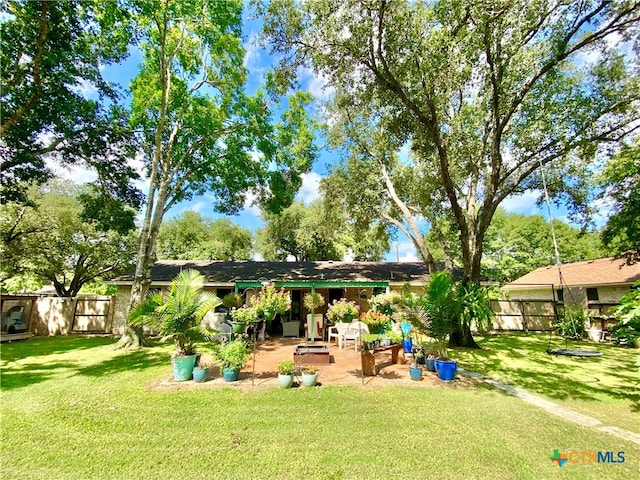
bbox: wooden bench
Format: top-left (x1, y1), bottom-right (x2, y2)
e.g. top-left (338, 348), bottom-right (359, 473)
top-left (360, 344), bottom-right (406, 376)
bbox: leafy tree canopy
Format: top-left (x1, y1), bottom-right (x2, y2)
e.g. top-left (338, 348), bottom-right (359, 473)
top-left (156, 211), bottom-right (253, 261)
top-left (0, 180), bottom-right (137, 296)
top-left (256, 0), bottom-right (640, 287)
top-left (256, 199), bottom-right (390, 262)
top-left (0, 0), bottom-right (141, 208)
top-left (118, 0), bottom-right (318, 350)
top-left (481, 209), bottom-right (606, 283)
top-left (600, 138), bottom-right (640, 263)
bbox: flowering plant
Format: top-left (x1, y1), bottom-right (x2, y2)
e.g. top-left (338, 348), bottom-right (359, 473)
top-left (252, 283), bottom-right (291, 315)
top-left (230, 306), bottom-right (258, 323)
top-left (360, 310), bottom-right (390, 334)
top-left (369, 291), bottom-right (402, 316)
top-left (326, 298), bottom-right (360, 323)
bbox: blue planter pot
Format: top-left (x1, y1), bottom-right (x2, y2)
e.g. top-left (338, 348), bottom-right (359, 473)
top-left (402, 338), bottom-right (413, 353)
top-left (409, 366), bottom-right (423, 381)
top-left (434, 359), bottom-right (457, 381)
top-left (223, 367), bottom-right (240, 382)
top-left (192, 367), bottom-right (208, 383)
top-left (426, 357), bottom-right (436, 372)
top-left (172, 354), bottom-right (197, 381)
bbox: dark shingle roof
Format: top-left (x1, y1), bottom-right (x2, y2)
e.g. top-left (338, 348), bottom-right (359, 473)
top-left (112, 260), bottom-right (444, 285)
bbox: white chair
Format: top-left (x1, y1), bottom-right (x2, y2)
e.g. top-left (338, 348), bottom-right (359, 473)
top-left (342, 321), bottom-right (369, 351)
top-left (327, 322), bottom-right (349, 348)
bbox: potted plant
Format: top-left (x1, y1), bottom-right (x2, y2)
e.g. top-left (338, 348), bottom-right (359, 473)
top-left (369, 291), bottom-right (403, 317)
top-left (360, 310), bottom-right (389, 335)
top-left (385, 331), bottom-right (402, 346)
top-left (360, 333), bottom-right (380, 350)
top-left (230, 305), bottom-right (258, 333)
top-left (128, 269), bottom-right (221, 381)
top-left (424, 344), bottom-right (437, 372)
top-left (303, 291), bottom-right (325, 311)
top-left (423, 271), bottom-right (460, 381)
top-left (409, 349), bottom-right (424, 381)
top-left (277, 359), bottom-right (296, 388)
top-left (222, 292), bottom-right (244, 314)
top-left (213, 339), bottom-right (251, 382)
top-left (301, 365), bottom-right (318, 387)
top-left (253, 283), bottom-right (291, 322)
top-left (193, 356), bottom-right (211, 383)
top-left (326, 298), bottom-right (360, 324)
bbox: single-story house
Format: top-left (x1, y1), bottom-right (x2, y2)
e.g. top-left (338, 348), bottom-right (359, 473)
top-left (501, 257), bottom-right (640, 325)
top-left (110, 260), bottom-right (441, 336)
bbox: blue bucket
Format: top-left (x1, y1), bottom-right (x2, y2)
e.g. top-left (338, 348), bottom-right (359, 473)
top-left (409, 366), bottom-right (423, 381)
top-left (434, 359), bottom-right (457, 381)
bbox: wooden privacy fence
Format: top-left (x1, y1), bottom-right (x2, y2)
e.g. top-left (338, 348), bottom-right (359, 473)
top-left (1, 295), bottom-right (115, 336)
top-left (490, 299), bottom-right (557, 331)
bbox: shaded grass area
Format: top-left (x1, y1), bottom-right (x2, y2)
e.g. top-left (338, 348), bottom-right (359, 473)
top-left (451, 333), bottom-right (640, 432)
top-left (1, 335), bottom-right (639, 479)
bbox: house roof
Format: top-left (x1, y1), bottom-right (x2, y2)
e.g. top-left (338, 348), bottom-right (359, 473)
top-left (111, 260), bottom-right (446, 287)
top-left (506, 257), bottom-right (640, 289)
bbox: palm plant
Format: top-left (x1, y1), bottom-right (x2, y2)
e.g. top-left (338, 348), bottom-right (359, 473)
top-left (128, 269), bottom-right (221, 357)
top-left (422, 271), bottom-right (459, 359)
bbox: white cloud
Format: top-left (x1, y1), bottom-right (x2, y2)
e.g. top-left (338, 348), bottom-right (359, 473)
top-left (502, 190), bottom-right (541, 215)
top-left (243, 32), bottom-right (266, 76)
top-left (242, 190), bottom-right (262, 218)
top-left (298, 66), bottom-right (334, 101)
top-left (70, 78), bottom-right (99, 98)
top-left (295, 171), bottom-right (322, 205)
top-left (386, 240), bottom-right (418, 263)
top-left (399, 251), bottom-right (418, 262)
top-left (187, 201), bottom-right (207, 214)
top-left (48, 162), bottom-right (98, 184)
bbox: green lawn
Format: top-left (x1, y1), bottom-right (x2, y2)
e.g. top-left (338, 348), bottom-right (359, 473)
top-left (1, 335), bottom-right (638, 479)
top-left (451, 332), bottom-right (640, 432)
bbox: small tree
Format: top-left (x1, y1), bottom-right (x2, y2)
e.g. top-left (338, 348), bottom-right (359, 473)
top-left (128, 270), bottom-right (220, 357)
top-left (422, 272), bottom-right (459, 359)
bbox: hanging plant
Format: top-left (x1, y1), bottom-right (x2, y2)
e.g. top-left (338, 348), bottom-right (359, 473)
top-left (303, 291), bottom-right (325, 311)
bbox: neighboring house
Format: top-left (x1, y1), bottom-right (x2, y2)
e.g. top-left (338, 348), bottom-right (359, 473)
top-left (501, 257), bottom-right (640, 329)
top-left (110, 260), bottom-right (442, 335)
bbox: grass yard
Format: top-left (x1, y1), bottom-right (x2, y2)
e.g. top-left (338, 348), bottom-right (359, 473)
top-left (451, 332), bottom-right (640, 432)
top-left (1, 335), bottom-right (639, 479)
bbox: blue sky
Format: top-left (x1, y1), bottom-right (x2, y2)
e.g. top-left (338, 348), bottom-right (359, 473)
top-left (56, 5), bottom-right (609, 264)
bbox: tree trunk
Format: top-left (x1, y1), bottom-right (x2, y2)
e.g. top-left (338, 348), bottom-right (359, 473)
top-left (449, 322), bottom-right (480, 349)
top-left (112, 324), bottom-right (150, 349)
top-left (449, 225), bottom-right (485, 349)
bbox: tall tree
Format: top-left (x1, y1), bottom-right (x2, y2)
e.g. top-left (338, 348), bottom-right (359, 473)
top-left (257, 0), bottom-right (640, 346)
top-left (120, 0), bottom-right (316, 347)
top-left (600, 138), bottom-right (640, 263)
top-left (0, 181), bottom-right (137, 297)
top-left (0, 0), bottom-right (140, 207)
top-left (157, 212), bottom-right (253, 261)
